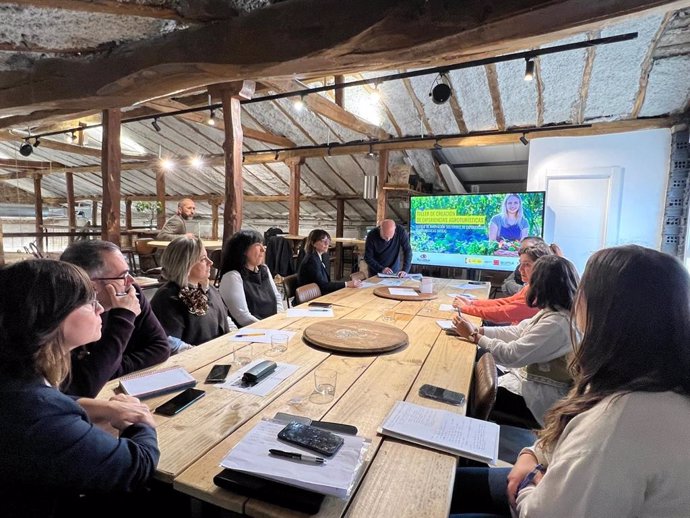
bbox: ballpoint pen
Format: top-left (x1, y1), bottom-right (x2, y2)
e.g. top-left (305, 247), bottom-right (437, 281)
top-left (234, 333), bottom-right (265, 338)
top-left (269, 449), bottom-right (325, 464)
top-left (307, 308), bottom-right (331, 312)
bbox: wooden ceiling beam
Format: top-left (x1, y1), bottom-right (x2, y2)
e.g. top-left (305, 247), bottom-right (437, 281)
top-left (5, 0), bottom-right (235, 22)
top-left (145, 98), bottom-right (296, 148)
top-left (42, 193), bottom-right (361, 204)
top-left (3, 0), bottom-right (687, 127)
top-left (0, 117), bottom-right (674, 180)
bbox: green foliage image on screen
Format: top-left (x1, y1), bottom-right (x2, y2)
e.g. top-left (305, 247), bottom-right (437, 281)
top-left (409, 192), bottom-right (545, 259)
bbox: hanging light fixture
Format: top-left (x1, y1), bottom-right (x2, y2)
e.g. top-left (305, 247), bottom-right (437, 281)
top-left (207, 109), bottom-right (216, 126)
top-left (19, 139), bottom-right (33, 157)
top-left (363, 175), bottom-right (377, 199)
top-left (524, 58), bottom-right (535, 81)
top-left (160, 158), bottom-right (174, 170)
top-left (190, 156), bottom-right (204, 168)
top-left (33, 137), bottom-right (41, 148)
top-left (520, 133), bottom-right (529, 146)
top-left (366, 143), bottom-right (376, 159)
top-left (293, 95), bottom-right (305, 112)
top-left (151, 118), bottom-right (162, 132)
top-left (430, 73), bottom-right (452, 105)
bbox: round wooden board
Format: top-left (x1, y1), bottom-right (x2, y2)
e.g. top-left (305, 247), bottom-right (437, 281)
top-left (373, 286), bottom-right (438, 301)
top-left (302, 319), bottom-right (408, 353)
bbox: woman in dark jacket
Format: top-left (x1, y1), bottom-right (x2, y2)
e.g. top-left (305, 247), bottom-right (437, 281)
top-left (297, 229), bottom-right (361, 295)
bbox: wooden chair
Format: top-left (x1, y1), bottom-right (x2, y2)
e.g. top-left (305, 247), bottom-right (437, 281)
top-left (468, 352), bottom-right (498, 421)
top-left (282, 274), bottom-right (299, 308)
top-left (134, 238), bottom-right (161, 276)
top-left (350, 271), bottom-right (366, 282)
top-left (294, 283), bottom-right (321, 305)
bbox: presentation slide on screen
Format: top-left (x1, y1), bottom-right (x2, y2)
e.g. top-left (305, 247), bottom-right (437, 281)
top-left (410, 192), bottom-right (545, 272)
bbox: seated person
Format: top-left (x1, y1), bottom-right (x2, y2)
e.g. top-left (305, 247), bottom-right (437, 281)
top-left (298, 229), bottom-right (361, 295)
top-left (453, 255), bottom-right (579, 427)
top-left (364, 219), bottom-right (412, 277)
top-left (502, 238), bottom-right (565, 295)
top-left (450, 246), bottom-right (690, 517)
top-left (219, 230), bottom-right (284, 327)
top-left (0, 260), bottom-right (159, 517)
top-left (60, 240), bottom-right (170, 398)
top-left (151, 236), bottom-right (231, 349)
top-left (453, 244), bottom-right (552, 325)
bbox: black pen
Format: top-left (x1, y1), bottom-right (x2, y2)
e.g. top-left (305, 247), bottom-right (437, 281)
top-left (269, 449), bottom-right (325, 464)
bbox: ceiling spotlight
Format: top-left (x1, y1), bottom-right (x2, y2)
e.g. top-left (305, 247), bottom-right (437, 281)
top-left (19, 140), bottom-right (33, 157)
top-left (190, 156), bottom-right (203, 168)
top-left (524, 58), bottom-right (535, 81)
top-left (160, 158), bottom-right (174, 171)
top-left (151, 118), bottom-right (161, 132)
top-left (366, 144), bottom-right (377, 159)
top-left (70, 131), bottom-right (78, 142)
top-left (430, 73), bottom-right (452, 105)
top-left (207, 110), bottom-right (216, 126)
top-left (520, 134), bottom-right (529, 146)
top-left (293, 95), bottom-right (305, 112)
top-left (33, 137), bottom-right (40, 148)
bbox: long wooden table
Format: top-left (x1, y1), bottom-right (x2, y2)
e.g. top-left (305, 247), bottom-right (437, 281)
top-left (98, 277), bottom-right (489, 517)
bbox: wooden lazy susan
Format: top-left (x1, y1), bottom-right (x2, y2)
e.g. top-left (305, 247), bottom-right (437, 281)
top-left (302, 319), bottom-right (408, 353)
top-left (373, 286), bottom-right (438, 301)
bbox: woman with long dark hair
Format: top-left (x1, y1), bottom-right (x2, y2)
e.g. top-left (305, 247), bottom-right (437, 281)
top-left (0, 260), bottom-right (159, 517)
top-left (451, 245), bottom-right (690, 517)
top-left (219, 230), bottom-right (283, 327)
top-left (297, 229), bottom-right (361, 295)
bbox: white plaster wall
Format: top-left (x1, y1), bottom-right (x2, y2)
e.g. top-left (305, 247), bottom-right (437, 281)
top-left (527, 128), bottom-right (671, 255)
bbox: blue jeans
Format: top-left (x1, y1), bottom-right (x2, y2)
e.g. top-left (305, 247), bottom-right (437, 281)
top-left (449, 467), bottom-right (511, 518)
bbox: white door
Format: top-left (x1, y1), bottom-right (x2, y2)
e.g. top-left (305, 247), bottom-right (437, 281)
top-left (545, 167), bottom-right (623, 274)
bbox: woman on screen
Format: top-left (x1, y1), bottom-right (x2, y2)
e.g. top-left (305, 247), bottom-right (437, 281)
top-left (489, 193), bottom-right (530, 242)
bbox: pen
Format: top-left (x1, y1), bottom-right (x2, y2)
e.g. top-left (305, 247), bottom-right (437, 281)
top-left (308, 308), bottom-right (331, 312)
top-left (234, 333), bottom-right (264, 338)
top-left (269, 449), bottom-right (325, 464)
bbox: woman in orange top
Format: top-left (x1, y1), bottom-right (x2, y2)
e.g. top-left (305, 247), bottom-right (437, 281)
top-left (453, 245), bottom-right (552, 324)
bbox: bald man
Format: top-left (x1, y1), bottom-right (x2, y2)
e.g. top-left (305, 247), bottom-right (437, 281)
top-left (156, 198), bottom-right (196, 240)
top-left (364, 219), bottom-right (412, 277)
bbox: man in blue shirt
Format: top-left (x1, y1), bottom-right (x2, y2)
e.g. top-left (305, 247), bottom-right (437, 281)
top-left (364, 219), bottom-right (412, 277)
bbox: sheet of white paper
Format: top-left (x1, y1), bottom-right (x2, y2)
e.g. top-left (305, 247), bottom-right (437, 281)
top-left (451, 283), bottom-right (485, 290)
top-left (388, 288), bottom-right (418, 296)
top-left (447, 293), bottom-right (476, 299)
top-left (377, 273), bottom-right (398, 278)
top-left (378, 279), bottom-right (404, 287)
top-left (228, 329), bottom-right (296, 344)
top-left (380, 401), bottom-right (499, 464)
top-left (285, 308), bottom-right (335, 318)
top-left (436, 320), bottom-right (454, 329)
top-left (406, 273), bottom-right (423, 281)
top-left (219, 360), bottom-right (299, 397)
top-left (359, 281), bottom-right (377, 288)
top-left (220, 419), bottom-right (368, 498)
top-left (439, 304), bottom-right (455, 312)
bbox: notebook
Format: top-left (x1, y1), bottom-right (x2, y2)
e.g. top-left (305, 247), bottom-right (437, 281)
top-left (119, 366), bottom-right (197, 399)
top-left (379, 401), bottom-right (500, 464)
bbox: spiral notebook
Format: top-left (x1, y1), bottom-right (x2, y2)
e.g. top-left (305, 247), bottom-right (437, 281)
top-left (119, 366), bottom-right (197, 399)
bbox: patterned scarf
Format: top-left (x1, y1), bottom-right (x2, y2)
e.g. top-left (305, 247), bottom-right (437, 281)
top-left (179, 283), bottom-right (209, 316)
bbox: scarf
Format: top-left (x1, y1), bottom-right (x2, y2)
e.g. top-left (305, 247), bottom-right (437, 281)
top-left (179, 283), bottom-right (209, 316)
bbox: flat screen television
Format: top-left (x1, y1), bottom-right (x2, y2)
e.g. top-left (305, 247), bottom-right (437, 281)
top-left (409, 191), bottom-right (546, 272)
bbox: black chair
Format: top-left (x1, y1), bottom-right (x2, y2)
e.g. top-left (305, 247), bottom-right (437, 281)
top-left (209, 248), bottom-right (223, 287)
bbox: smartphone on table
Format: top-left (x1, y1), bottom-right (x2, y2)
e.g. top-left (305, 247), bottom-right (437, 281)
top-left (418, 384), bottom-right (466, 406)
top-left (205, 364), bottom-right (231, 383)
top-left (308, 302), bottom-right (332, 308)
top-left (277, 421), bottom-right (344, 457)
top-left (155, 388), bottom-right (205, 416)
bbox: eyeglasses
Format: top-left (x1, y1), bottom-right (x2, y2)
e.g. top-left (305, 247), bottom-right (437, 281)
top-left (88, 295), bottom-right (102, 313)
top-left (91, 271), bottom-right (134, 282)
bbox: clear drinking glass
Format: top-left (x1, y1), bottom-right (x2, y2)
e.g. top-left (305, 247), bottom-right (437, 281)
top-left (311, 368), bottom-right (337, 404)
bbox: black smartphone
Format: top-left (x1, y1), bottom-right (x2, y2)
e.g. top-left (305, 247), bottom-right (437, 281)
top-left (155, 388), bottom-right (205, 416)
top-left (418, 384), bottom-right (466, 406)
top-left (205, 364), bottom-right (231, 383)
top-left (308, 302), bottom-right (332, 308)
top-left (277, 421), bottom-right (344, 457)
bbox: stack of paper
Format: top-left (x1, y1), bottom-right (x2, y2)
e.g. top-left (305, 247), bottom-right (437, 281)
top-left (119, 366), bottom-right (196, 399)
top-left (379, 401), bottom-right (500, 464)
top-left (221, 419), bottom-right (369, 498)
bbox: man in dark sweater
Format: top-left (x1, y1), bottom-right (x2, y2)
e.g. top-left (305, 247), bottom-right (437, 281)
top-left (60, 240), bottom-right (170, 397)
top-left (364, 219), bottom-right (412, 277)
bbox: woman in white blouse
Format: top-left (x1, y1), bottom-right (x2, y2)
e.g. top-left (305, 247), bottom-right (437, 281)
top-left (218, 230), bottom-right (283, 327)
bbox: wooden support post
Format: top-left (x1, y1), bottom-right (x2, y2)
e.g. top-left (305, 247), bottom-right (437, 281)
top-left (33, 175), bottom-right (44, 252)
top-left (334, 75), bottom-right (345, 108)
top-left (211, 200), bottom-right (219, 241)
top-left (0, 220), bottom-right (4, 266)
top-left (92, 201), bottom-right (98, 228)
top-left (66, 172), bottom-right (76, 244)
top-left (125, 199), bottom-right (132, 247)
top-left (213, 81), bottom-right (256, 242)
top-left (376, 150), bottom-right (389, 224)
top-left (155, 165), bottom-right (166, 229)
top-left (287, 157), bottom-right (303, 235)
top-left (101, 109), bottom-right (122, 245)
top-left (334, 198), bottom-right (345, 280)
